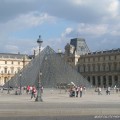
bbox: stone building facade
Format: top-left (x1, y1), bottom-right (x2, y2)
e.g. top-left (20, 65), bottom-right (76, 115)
top-left (0, 53), bottom-right (31, 86)
top-left (64, 38), bottom-right (90, 68)
top-left (78, 50), bottom-right (120, 87)
top-left (65, 38), bottom-right (120, 87)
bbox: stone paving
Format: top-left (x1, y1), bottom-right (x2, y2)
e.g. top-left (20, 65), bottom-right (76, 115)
top-left (0, 88), bottom-right (120, 117)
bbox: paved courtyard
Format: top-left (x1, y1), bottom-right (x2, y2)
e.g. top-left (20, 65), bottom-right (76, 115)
top-left (0, 88), bottom-right (120, 118)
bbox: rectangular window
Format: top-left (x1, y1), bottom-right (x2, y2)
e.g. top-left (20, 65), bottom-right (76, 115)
top-left (4, 68), bottom-right (7, 73)
top-left (11, 68), bottom-right (14, 74)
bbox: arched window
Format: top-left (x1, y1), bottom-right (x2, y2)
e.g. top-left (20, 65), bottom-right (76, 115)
top-left (87, 76), bottom-right (90, 82)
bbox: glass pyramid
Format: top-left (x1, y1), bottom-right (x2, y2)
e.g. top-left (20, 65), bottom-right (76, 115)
top-left (4, 46), bottom-right (91, 88)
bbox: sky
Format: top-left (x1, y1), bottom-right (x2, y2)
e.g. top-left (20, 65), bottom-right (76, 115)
top-left (0, 0), bottom-right (120, 55)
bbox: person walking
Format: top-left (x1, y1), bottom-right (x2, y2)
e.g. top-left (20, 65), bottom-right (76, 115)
top-left (80, 86), bottom-right (83, 97)
top-left (107, 86), bottom-right (111, 95)
top-left (31, 85), bottom-right (37, 99)
top-left (76, 86), bottom-right (79, 97)
top-left (98, 87), bottom-right (102, 95)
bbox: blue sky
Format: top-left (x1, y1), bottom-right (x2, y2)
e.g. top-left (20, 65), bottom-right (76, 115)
top-left (0, 0), bottom-right (120, 54)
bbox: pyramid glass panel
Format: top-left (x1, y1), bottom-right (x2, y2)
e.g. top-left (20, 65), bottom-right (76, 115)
top-left (4, 46), bottom-right (91, 88)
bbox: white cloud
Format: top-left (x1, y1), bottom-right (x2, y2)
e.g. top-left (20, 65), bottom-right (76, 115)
top-left (0, 12), bottom-right (56, 33)
top-left (108, 0), bottom-right (119, 17)
top-left (78, 24), bottom-right (108, 36)
top-left (17, 12), bottom-right (55, 28)
top-left (0, 11), bottom-right (56, 53)
top-left (5, 45), bottom-right (19, 53)
top-left (61, 27), bottom-right (73, 38)
top-left (0, 0), bottom-right (120, 54)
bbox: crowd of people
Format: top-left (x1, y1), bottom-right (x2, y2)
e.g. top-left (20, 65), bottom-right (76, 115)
top-left (1, 84), bottom-right (120, 100)
top-left (68, 84), bottom-right (120, 98)
top-left (69, 85), bottom-right (86, 97)
top-left (26, 85), bottom-right (43, 99)
top-left (95, 86), bottom-right (120, 95)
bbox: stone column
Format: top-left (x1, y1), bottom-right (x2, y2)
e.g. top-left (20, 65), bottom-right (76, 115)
top-left (112, 75), bottom-right (114, 87)
top-left (100, 76), bottom-right (103, 87)
top-left (106, 75), bottom-right (109, 87)
top-left (118, 75), bottom-right (120, 85)
top-left (95, 76), bottom-right (98, 87)
top-left (90, 76), bottom-right (93, 86)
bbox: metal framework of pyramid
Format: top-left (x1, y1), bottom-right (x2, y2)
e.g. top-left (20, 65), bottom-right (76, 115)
top-left (4, 46), bottom-right (91, 88)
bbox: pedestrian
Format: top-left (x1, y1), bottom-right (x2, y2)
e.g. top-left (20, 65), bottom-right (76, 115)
top-left (83, 86), bottom-right (86, 94)
top-left (31, 85), bottom-right (37, 99)
top-left (26, 85), bottom-right (30, 94)
top-left (76, 86), bottom-right (79, 97)
top-left (98, 87), bottom-right (102, 95)
top-left (80, 86), bottom-right (83, 97)
top-left (41, 86), bottom-right (43, 94)
top-left (107, 86), bottom-right (111, 95)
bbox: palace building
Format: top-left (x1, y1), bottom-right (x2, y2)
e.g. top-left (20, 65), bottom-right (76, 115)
top-left (65, 38), bottom-right (120, 87)
top-left (78, 49), bottom-right (120, 87)
top-left (1, 38), bottom-right (120, 88)
top-left (0, 53), bottom-right (31, 86)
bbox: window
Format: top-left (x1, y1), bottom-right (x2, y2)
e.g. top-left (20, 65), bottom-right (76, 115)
top-left (5, 61), bottom-right (7, 64)
top-left (11, 61), bottom-right (14, 64)
top-left (98, 64), bottom-right (100, 71)
top-left (17, 67), bottom-right (20, 72)
top-left (4, 77), bottom-right (7, 83)
top-left (4, 68), bottom-right (7, 73)
top-left (11, 67), bottom-right (14, 74)
top-left (103, 76), bottom-right (106, 87)
top-left (103, 64), bottom-right (105, 71)
top-left (92, 64), bottom-right (95, 71)
top-left (98, 76), bottom-right (101, 86)
top-left (92, 76), bottom-right (95, 86)
top-left (108, 63), bottom-right (111, 71)
top-left (88, 64), bottom-right (90, 72)
top-left (87, 76), bottom-right (90, 82)
top-left (108, 76), bottom-right (112, 86)
top-left (114, 63), bottom-right (117, 71)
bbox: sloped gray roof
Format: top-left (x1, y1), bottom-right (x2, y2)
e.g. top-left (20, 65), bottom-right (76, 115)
top-left (0, 53), bottom-right (29, 59)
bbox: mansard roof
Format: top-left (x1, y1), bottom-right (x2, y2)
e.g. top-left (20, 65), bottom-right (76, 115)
top-left (82, 48), bottom-right (120, 57)
top-left (0, 53), bottom-right (30, 59)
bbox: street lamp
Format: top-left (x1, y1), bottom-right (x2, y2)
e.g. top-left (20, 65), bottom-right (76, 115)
top-left (35, 35), bottom-right (43, 102)
top-left (7, 73), bottom-right (10, 94)
top-left (19, 72), bottom-right (22, 95)
top-left (7, 81), bottom-right (10, 94)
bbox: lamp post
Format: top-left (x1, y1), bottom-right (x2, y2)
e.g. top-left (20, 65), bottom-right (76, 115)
top-left (7, 81), bottom-right (10, 94)
top-left (35, 35), bottom-right (43, 102)
top-left (7, 73), bottom-right (10, 94)
top-left (19, 73), bottom-right (22, 95)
